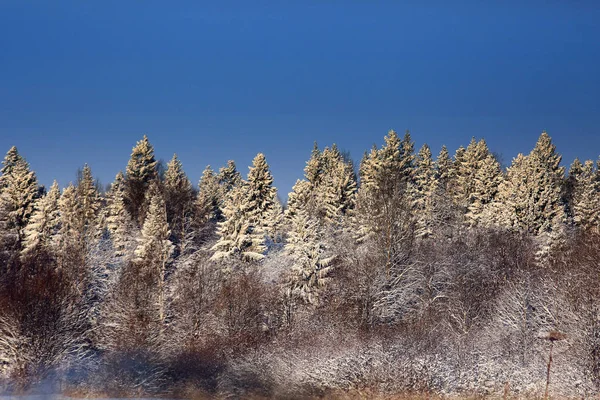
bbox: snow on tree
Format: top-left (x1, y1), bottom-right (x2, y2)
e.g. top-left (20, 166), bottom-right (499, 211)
top-left (76, 164), bottom-right (102, 238)
top-left (195, 165), bottom-right (223, 224)
top-left (318, 146), bottom-right (357, 225)
top-left (465, 153), bottom-right (504, 227)
top-left (218, 160), bottom-right (242, 193)
top-left (124, 135), bottom-right (158, 226)
top-left (286, 143), bottom-right (356, 228)
top-left (105, 171), bottom-right (133, 255)
top-left (134, 183), bottom-right (174, 322)
top-left (412, 144), bottom-right (438, 237)
top-left (264, 196), bottom-right (284, 244)
top-left (285, 209), bottom-right (334, 304)
top-left (163, 153), bottom-right (194, 245)
top-left (435, 145), bottom-right (454, 190)
top-left (353, 130), bottom-right (415, 275)
top-left (572, 160), bottom-right (600, 232)
top-left (211, 153), bottom-right (278, 263)
top-left (0, 146), bottom-right (39, 245)
top-left (494, 132), bottom-right (566, 263)
top-left (21, 180), bottom-right (61, 257)
top-left (285, 179), bottom-right (313, 224)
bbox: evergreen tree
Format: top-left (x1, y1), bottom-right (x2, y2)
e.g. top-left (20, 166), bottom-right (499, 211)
top-left (353, 130), bottom-right (415, 275)
top-left (135, 183), bottom-right (174, 322)
top-left (412, 144), bottom-right (438, 237)
top-left (0, 146), bottom-right (39, 244)
top-left (317, 146), bottom-right (356, 224)
top-left (286, 179), bottom-right (313, 220)
top-left (76, 164), bottom-right (102, 238)
top-left (217, 160), bottom-right (242, 193)
top-left (195, 165), bottom-right (222, 225)
top-left (285, 209), bottom-right (334, 304)
top-left (106, 171), bottom-right (132, 255)
top-left (163, 154), bottom-right (194, 245)
top-left (124, 135), bottom-right (158, 225)
top-left (435, 145), bottom-right (454, 191)
top-left (497, 132), bottom-right (566, 235)
top-left (466, 153), bottom-right (503, 227)
top-left (21, 180), bottom-right (61, 256)
top-left (212, 154), bottom-right (278, 262)
top-left (572, 160), bottom-right (600, 232)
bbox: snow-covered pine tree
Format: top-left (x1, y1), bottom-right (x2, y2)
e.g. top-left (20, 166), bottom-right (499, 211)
top-left (195, 165), bottom-right (223, 225)
top-left (217, 160), bottom-right (242, 193)
top-left (497, 132), bottom-right (566, 236)
top-left (134, 183), bottom-right (174, 322)
top-left (412, 144), bottom-right (438, 237)
top-left (317, 146), bottom-right (357, 225)
top-left (435, 145), bottom-right (454, 191)
top-left (76, 164), bottom-right (102, 239)
top-left (0, 146), bottom-right (39, 245)
top-left (353, 130), bottom-right (415, 274)
top-left (465, 153), bottom-right (503, 227)
top-left (286, 179), bottom-right (313, 220)
top-left (21, 180), bottom-right (61, 257)
top-left (124, 135), bottom-right (158, 226)
top-left (572, 160), bottom-right (600, 232)
top-left (264, 196), bottom-right (284, 244)
top-left (211, 154), bottom-right (278, 262)
top-left (106, 171), bottom-right (133, 255)
top-left (163, 154), bottom-right (194, 246)
top-left (285, 209), bottom-right (334, 304)
top-left (304, 142), bottom-right (322, 187)
top-left (565, 158), bottom-right (584, 222)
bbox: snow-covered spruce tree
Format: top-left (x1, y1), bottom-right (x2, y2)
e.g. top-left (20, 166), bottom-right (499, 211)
top-left (286, 143), bottom-right (356, 228)
top-left (353, 130), bottom-right (415, 275)
top-left (285, 209), bottom-right (334, 304)
top-left (217, 160), bottom-right (242, 193)
top-left (264, 196), bottom-right (284, 244)
top-left (286, 179), bottom-right (313, 220)
top-left (501, 132), bottom-right (566, 235)
top-left (572, 159), bottom-right (600, 232)
top-left (412, 144), bottom-right (438, 238)
top-left (21, 180), bottom-right (61, 257)
top-left (0, 146), bottom-right (39, 246)
top-left (465, 153), bottom-right (504, 227)
top-left (76, 164), bottom-right (102, 239)
top-left (134, 183), bottom-right (174, 323)
top-left (211, 154), bottom-right (278, 263)
top-left (195, 165), bottom-right (223, 226)
top-left (163, 154), bottom-right (194, 246)
top-left (435, 145), bottom-right (454, 191)
top-left (105, 171), bottom-right (134, 256)
top-left (124, 135), bottom-right (158, 226)
top-left (317, 146), bottom-right (356, 225)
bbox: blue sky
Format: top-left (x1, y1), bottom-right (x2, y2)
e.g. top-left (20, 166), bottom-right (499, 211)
top-left (1, 1), bottom-right (599, 197)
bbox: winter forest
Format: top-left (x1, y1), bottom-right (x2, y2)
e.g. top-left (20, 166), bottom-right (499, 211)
top-left (1, 130), bottom-right (600, 398)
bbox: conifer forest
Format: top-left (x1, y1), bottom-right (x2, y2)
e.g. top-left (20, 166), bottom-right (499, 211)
top-left (3, 130), bottom-right (600, 398)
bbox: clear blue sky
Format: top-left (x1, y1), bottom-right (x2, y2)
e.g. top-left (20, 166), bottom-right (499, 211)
top-left (1, 1), bottom-right (599, 198)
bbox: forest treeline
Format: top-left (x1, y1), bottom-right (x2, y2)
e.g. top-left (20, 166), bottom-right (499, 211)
top-left (1, 130), bottom-right (600, 398)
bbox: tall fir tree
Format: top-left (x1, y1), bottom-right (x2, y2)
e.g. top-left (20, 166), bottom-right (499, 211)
top-left (195, 165), bottom-right (223, 225)
top-left (412, 144), bottom-right (438, 237)
top-left (572, 160), bottom-right (600, 232)
top-left (21, 180), bottom-right (61, 257)
top-left (217, 160), bottom-right (242, 193)
top-left (135, 183), bottom-right (174, 322)
top-left (0, 146), bottom-right (39, 245)
top-left (212, 154), bottom-right (278, 262)
top-left (285, 209), bottom-right (334, 304)
top-left (124, 135), bottom-right (158, 226)
top-left (163, 154), bottom-right (194, 245)
top-left (106, 171), bottom-right (132, 255)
